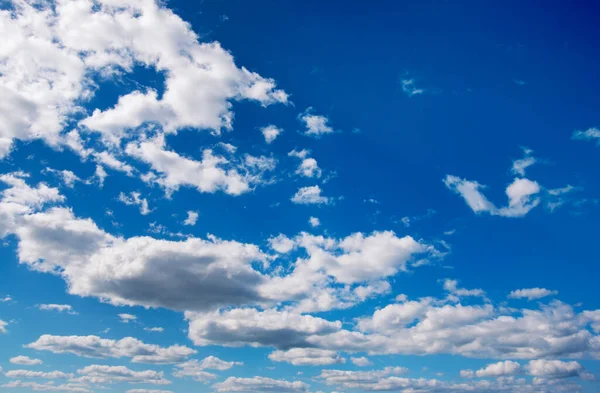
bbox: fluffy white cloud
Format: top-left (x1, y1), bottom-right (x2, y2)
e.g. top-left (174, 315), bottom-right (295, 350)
top-left (444, 175), bottom-right (540, 217)
top-left (509, 288), bottom-right (558, 300)
top-left (308, 216), bottom-right (320, 227)
top-left (37, 304), bottom-right (77, 314)
top-left (213, 376), bottom-right (309, 393)
top-left (5, 370), bottom-right (72, 379)
top-left (75, 365), bottom-right (170, 385)
top-left (0, 319), bottom-right (7, 334)
top-left (572, 127), bottom-right (600, 145)
top-left (0, 0), bottom-right (287, 158)
top-left (298, 108), bottom-right (333, 137)
top-left (10, 356), bottom-right (43, 366)
top-left (318, 367), bottom-right (408, 388)
top-left (186, 308), bottom-right (341, 349)
top-left (261, 125), bottom-right (282, 144)
top-left (26, 335), bottom-right (196, 364)
top-left (474, 360), bottom-right (521, 377)
top-left (442, 279), bottom-right (486, 299)
top-left (289, 150), bottom-right (322, 178)
top-left (291, 186), bottom-right (330, 205)
top-left (118, 192), bottom-right (152, 215)
top-left (127, 390), bottom-right (174, 393)
top-left (44, 168), bottom-right (83, 188)
top-left (526, 359), bottom-right (593, 380)
top-left (350, 357), bottom-right (372, 367)
top-left (173, 356), bottom-right (242, 382)
top-left (118, 313), bottom-right (137, 323)
top-left (1, 380), bottom-right (90, 393)
top-left (269, 348), bottom-right (345, 366)
top-left (183, 211), bottom-right (199, 226)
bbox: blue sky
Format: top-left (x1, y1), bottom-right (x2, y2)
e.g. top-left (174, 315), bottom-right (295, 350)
top-left (0, 0), bottom-right (599, 392)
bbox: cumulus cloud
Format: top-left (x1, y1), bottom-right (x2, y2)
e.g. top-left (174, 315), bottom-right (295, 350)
top-left (261, 125), bottom-right (282, 144)
top-left (469, 360), bottom-right (521, 378)
top-left (308, 216), bottom-right (320, 227)
top-left (526, 359), bottom-right (594, 380)
top-left (350, 357), bottom-right (372, 367)
top-left (183, 211), bottom-right (199, 226)
top-left (1, 380), bottom-right (90, 393)
top-left (291, 186), bottom-right (331, 205)
top-left (173, 356), bottom-right (242, 382)
top-left (269, 348), bottom-right (345, 366)
top-left (213, 376), bottom-right (309, 392)
top-left (298, 108), bottom-right (333, 137)
top-left (0, 319), bottom-right (7, 334)
top-left (10, 356), bottom-right (43, 366)
top-left (0, 0), bottom-right (287, 159)
top-left (26, 335), bottom-right (196, 364)
top-left (75, 365), bottom-right (170, 385)
top-left (509, 288), bottom-right (558, 300)
top-left (289, 150), bottom-right (322, 178)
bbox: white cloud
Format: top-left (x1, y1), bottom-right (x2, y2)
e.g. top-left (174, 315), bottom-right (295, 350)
top-left (44, 168), bottom-right (83, 188)
top-left (269, 348), bottom-right (345, 366)
top-left (318, 367), bottom-right (408, 388)
top-left (526, 359), bottom-right (593, 380)
top-left (308, 216), bottom-right (320, 227)
top-left (400, 78), bottom-right (425, 97)
top-left (474, 360), bottom-right (521, 377)
top-left (572, 127), bottom-right (600, 145)
top-left (0, 0), bottom-right (287, 159)
top-left (298, 108), bottom-right (333, 136)
top-left (186, 308), bottom-right (342, 349)
top-left (291, 186), bottom-right (330, 205)
top-left (289, 150), bottom-right (322, 178)
top-left (10, 356), bottom-right (43, 366)
top-left (118, 192), bottom-right (153, 215)
top-left (511, 148), bottom-right (537, 176)
top-left (118, 313), bottom-right (137, 323)
top-left (173, 356), bottom-right (242, 382)
top-left (261, 125), bottom-right (282, 143)
top-left (350, 357), bottom-right (372, 367)
top-left (183, 211), bottom-right (199, 226)
top-left (75, 365), bottom-right (170, 385)
top-left (213, 376), bottom-right (309, 393)
top-left (5, 370), bottom-right (73, 380)
top-left (144, 327), bottom-right (164, 333)
top-left (0, 319), bottom-right (7, 334)
top-left (444, 175), bottom-right (540, 217)
top-left (442, 279), bottom-right (486, 299)
top-left (26, 335), bottom-right (196, 364)
top-left (509, 288), bottom-right (558, 300)
top-left (1, 380), bottom-right (91, 393)
top-left (268, 234), bottom-right (296, 254)
top-left (37, 304), bottom-right (77, 314)
top-left (127, 390), bottom-right (174, 393)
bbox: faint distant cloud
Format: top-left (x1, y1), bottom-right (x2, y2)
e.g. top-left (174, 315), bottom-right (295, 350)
top-left (572, 127), bottom-right (600, 146)
top-left (513, 79), bottom-right (526, 86)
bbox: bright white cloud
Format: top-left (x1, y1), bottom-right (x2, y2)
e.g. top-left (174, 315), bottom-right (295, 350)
top-left (474, 360), bottom-right (521, 377)
top-left (511, 148), bottom-right (537, 176)
top-left (173, 356), bottom-right (242, 382)
top-left (37, 304), bottom-right (77, 314)
top-left (26, 335), bottom-right (196, 364)
top-left (183, 211), bottom-right (199, 226)
top-left (1, 380), bottom-right (91, 393)
top-left (269, 348), bottom-right (345, 366)
top-left (289, 149), bottom-right (322, 178)
top-left (75, 365), bottom-right (170, 385)
top-left (118, 313), bottom-right (137, 323)
top-left (0, 319), bottom-right (7, 334)
top-left (291, 186), bottom-right (330, 205)
top-left (509, 288), bottom-right (558, 300)
top-left (444, 175), bottom-right (540, 217)
top-left (526, 359), bottom-right (593, 380)
top-left (309, 216), bottom-right (320, 227)
top-left (10, 356), bottom-right (43, 366)
top-left (5, 370), bottom-right (73, 380)
top-left (350, 357), bottom-right (372, 367)
top-left (213, 376), bottom-right (309, 393)
top-left (118, 192), bottom-right (152, 215)
top-left (261, 125), bottom-right (282, 144)
top-left (298, 108), bottom-right (333, 136)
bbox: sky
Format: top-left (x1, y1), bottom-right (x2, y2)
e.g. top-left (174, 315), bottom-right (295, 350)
top-left (0, 0), bottom-right (600, 393)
